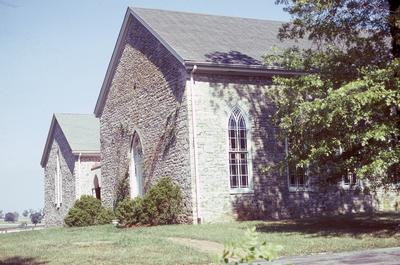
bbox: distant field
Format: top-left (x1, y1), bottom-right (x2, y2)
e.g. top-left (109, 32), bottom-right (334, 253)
top-left (0, 217), bottom-right (32, 224)
top-left (0, 213), bottom-right (399, 265)
top-left (0, 217), bottom-right (34, 229)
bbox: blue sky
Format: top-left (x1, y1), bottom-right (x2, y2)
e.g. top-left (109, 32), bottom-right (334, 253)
top-left (0, 0), bottom-right (289, 213)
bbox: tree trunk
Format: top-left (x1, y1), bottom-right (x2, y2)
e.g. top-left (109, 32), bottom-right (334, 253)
top-left (389, 0), bottom-right (400, 58)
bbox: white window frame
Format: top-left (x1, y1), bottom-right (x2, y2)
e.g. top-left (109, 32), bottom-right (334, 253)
top-left (55, 151), bottom-right (62, 208)
top-left (288, 164), bottom-right (311, 192)
top-left (340, 171), bottom-right (361, 190)
top-left (228, 106), bottom-right (253, 194)
top-left (285, 138), bottom-right (312, 192)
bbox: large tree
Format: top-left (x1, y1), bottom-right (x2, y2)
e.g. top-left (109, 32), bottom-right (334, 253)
top-left (266, 0), bottom-right (400, 187)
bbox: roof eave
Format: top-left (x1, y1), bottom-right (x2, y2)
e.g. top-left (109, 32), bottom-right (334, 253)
top-left (40, 115), bottom-right (57, 168)
top-left (72, 151), bottom-right (101, 156)
top-left (184, 61), bottom-right (305, 76)
top-left (94, 8), bottom-right (132, 117)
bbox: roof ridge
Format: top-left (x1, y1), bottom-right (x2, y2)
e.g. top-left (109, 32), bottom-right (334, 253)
top-left (130, 6), bottom-right (289, 24)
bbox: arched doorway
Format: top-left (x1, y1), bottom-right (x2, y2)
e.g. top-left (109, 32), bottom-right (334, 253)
top-left (93, 175), bottom-right (101, 200)
top-left (130, 132), bottom-right (144, 198)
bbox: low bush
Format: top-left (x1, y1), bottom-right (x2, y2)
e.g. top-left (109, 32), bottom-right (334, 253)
top-left (96, 208), bottom-right (115, 225)
top-left (220, 227), bottom-right (283, 264)
top-left (64, 195), bottom-right (114, 227)
top-left (142, 177), bottom-right (183, 225)
top-left (115, 197), bottom-right (144, 226)
top-left (115, 177), bottom-right (183, 227)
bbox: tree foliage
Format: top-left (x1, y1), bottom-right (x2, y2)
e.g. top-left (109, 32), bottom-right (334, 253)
top-left (265, 0), bottom-right (400, 186)
top-left (4, 212), bottom-right (17, 223)
top-left (30, 212), bottom-right (43, 226)
top-left (22, 210), bottom-right (29, 218)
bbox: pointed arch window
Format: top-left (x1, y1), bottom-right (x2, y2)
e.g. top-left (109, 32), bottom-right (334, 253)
top-left (130, 132), bottom-right (144, 198)
top-left (93, 175), bottom-right (101, 200)
top-left (228, 107), bottom-right (250, 190)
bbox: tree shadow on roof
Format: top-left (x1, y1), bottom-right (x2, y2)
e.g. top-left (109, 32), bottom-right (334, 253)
top-left (0, 257), bottom-right (48, 265)
top-left (205, 51), bottom-right (262, 65)
top-left (254, 212), bottom-right (400, 238)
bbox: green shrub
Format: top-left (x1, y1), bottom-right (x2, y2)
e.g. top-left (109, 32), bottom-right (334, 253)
top-left (116, 177), bottom-right (183, 227)
top-left (64, 208), bottom-right (91, 227)
top-left (220, 227), bottom-right (283, 264)
top-left (142, 177), bottom-right (183, 225)
top-left (96, 208), bottom-right (115, 224)
top-left (64, 195), bottom-right (113, 227)
top-left (115, 197), bottom-right (144, 226)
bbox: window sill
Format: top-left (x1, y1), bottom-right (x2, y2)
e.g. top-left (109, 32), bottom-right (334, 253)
top-left (340, 185), bottom-right (361, 190)
top-left (230, 189), bottom-right (254, 195)
top-left (288, 186), bottom-right (313, 192)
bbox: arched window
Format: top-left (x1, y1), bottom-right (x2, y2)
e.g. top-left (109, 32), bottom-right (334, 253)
top-left (93, 175), bottom-right (101, 200)
top-left (130, 132), bottom-right (144, 198)
top-left (228, 107), bottom-right (250, 189)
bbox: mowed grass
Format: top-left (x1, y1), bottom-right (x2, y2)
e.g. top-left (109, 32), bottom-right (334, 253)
top-left (1, 213), bottom-right (400, 265)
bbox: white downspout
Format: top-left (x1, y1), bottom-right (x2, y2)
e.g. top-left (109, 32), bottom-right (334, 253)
top-left (190, 65), bottom-right (202, 224)
top-left (77, 153), bottom-right (82, 199)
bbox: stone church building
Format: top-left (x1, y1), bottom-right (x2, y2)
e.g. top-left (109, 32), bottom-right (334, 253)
top-left (42, 7), bottom-right (398, 226)
top-left (41, 114), bottom-right (101, 226)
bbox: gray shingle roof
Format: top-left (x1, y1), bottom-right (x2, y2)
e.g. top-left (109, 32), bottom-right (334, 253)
top-left (131, 7), bottom-right (311, 65)
top-left (41, 113), bottom-right (100, 167)
top-left (54, 113), bottom-right (100, 152)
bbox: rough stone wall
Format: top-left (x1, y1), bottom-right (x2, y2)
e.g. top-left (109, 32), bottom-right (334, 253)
top-left (75, 156), bottom-right (101, 199)
top-left (99, 15), bottom-right (193, 222)
top-left (43, 123), bottom-right (76, 227)
top-left (191, 74), bottom-right (375, 222)
top-left (373, 186), bottom-right (400, 211)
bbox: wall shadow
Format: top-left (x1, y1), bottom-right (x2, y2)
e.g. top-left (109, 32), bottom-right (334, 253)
top-left (205, 51), bottom-right (262, 65)
top-left (254, 212), bottom-right (400, 238)
top-left (0, 257), bottom-right (47, 265)
top-left (204, 73), bottom-right (378, 221)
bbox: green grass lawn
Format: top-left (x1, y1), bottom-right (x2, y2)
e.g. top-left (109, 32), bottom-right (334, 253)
top-left (0, 213), bottom-right (399, 265)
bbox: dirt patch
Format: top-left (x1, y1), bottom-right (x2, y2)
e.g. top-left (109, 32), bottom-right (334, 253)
top-left (167, 237), bottom-right (224, 255)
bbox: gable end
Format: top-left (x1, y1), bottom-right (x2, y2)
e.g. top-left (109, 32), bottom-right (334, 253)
top-left (94, 7), bottom-right (185, 117)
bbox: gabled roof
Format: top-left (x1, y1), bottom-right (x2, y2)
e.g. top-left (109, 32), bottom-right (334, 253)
top-left (40, 113), bottom-right (100, 167)
top-left (132, 7), bottom-right (310, 65)
top-left (94, 7), bottom-right (312, 116)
